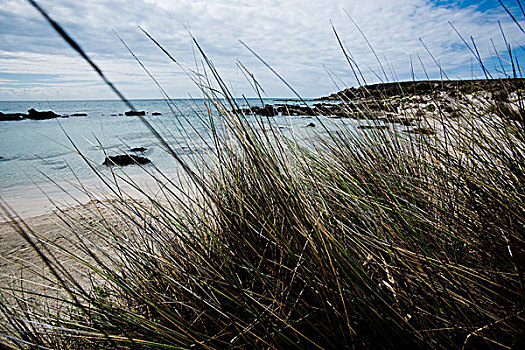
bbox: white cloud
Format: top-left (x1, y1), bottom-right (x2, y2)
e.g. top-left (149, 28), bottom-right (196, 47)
top-left (0, 0), bottom-right (523, 100)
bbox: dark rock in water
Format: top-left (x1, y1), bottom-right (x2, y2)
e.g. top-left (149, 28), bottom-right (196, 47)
top-left (242, 105), bottom-right (278, 116)
top-left (71, 113), bottom-right (88, 117)
top-left (0, 156), bottom-right (3, 160)
top-left (237, 103), bottom-right (358, 118)
top-left (111, 114), bottom-right (117, 116)
top-left (279, 105), bottom-right (311, 116)
top-left (238, 104), bottom-right (337, 117)
top-left (119, 113), bottom-right (124, 116)
top-left (102, 154), bottom-right (151, 166)
top-left (259, 105), bottom-right (277, 117)
top-left (152, 112), bottom-right (162, 116)
top-left (125, 110), bottom-right (146, 116)
top-left (129, 147), bottom-right (147, 153)
top-left (307, 122), bottom-right (316, 127)
top-left (61, 115), bottom-right (70, 118)
top-left (27, 108), bottom-right (60, 120)
top-left (0, 112), bottom-right (26, 121)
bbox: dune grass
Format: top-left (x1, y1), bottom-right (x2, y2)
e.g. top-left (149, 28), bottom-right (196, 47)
top-left (1, 2), bottom-right (525, 349)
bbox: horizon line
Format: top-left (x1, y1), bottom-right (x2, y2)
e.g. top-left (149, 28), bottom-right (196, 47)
top-left (0, 97), bottom-right (311, 103)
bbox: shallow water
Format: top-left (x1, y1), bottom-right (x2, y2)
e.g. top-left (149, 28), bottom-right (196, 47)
top-left (1, 98), bottom-right (357, 217)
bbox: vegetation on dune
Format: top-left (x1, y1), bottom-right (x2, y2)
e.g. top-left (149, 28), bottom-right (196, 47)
top-left (1, 1), bottom-right (525, 349)
top-left (320, 78), bottom-right (525, 101)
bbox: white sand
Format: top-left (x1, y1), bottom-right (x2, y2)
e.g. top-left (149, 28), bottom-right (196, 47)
top-left (0, 170), bottom-right (194, 305)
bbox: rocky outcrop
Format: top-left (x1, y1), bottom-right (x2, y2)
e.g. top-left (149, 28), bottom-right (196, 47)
top-left (1, 109), bottom-right (62, 121)
top-left (27, 108), bottom-right (60, 120)
top-left (129, 147), bottom-right (147, 153)
top-left (1, 109), bottom-right (89, 121)
top-left (152, 112), bottom-right (162, 116)
top-left (238, 104), bottom-right (350, 117)
top-left (0, 112), bottom-right (25, 121)
top-left (102, 154), bottom-right (151, 166)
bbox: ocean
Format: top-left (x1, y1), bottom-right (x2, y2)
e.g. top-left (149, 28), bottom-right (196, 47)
top-left (0, 98), bottom-right (352, 217)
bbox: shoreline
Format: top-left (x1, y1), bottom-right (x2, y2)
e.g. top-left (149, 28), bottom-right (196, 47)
top-left (1, 177), bottom-right (112, 222)
top-left (0, 172), bottom-right (194, 300)
top-left (0, 169), bottom-right (188, 223)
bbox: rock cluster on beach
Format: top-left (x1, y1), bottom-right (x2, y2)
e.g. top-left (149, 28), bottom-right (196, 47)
top-left (237, 104), bottom-right (348, 118)
top-left (237, 78), bottom-right (525, 132)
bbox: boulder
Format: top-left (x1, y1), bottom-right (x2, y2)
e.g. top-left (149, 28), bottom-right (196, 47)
top-left (259, 105), bottom-right (277, 116)
top-left (27, 108), bottom-right (60, 120)
top-left (0, 112), bottom-right (25, 121)
top-left (152, 112), bottom-right (162, 116)
top-left (277, 105), bottom-right (312, 116)
top-left (129, 147), bottom-right (147, 153)
top-left (71, 113), bottom-right (87, 117)
top-left (102, 154), bottom-right (151, 166)
top-left (245, 105), bottom-right (277, 116)
top-left (307, 122), bottom-right (316, 127)
top-left (125, 110), bottom-right (146, 116)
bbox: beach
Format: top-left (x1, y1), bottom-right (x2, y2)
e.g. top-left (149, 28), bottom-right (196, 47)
top-left (1, 84), bottom-right (523, 348)
top-left (0, 162), bottom-right (200, 305)
top-left (2, 0), bottom-right (524, 346)
top-left (1, 199), bottom-right (115, 297)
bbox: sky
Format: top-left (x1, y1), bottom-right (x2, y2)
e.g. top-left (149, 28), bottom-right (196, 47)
top-left (0, 0), bottom-right (524, 101)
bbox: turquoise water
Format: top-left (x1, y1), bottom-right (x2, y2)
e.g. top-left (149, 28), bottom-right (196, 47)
top-left (0, 98), bottom-right (342, 192)
top-left (0, 99), bottom-right (241, 189)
